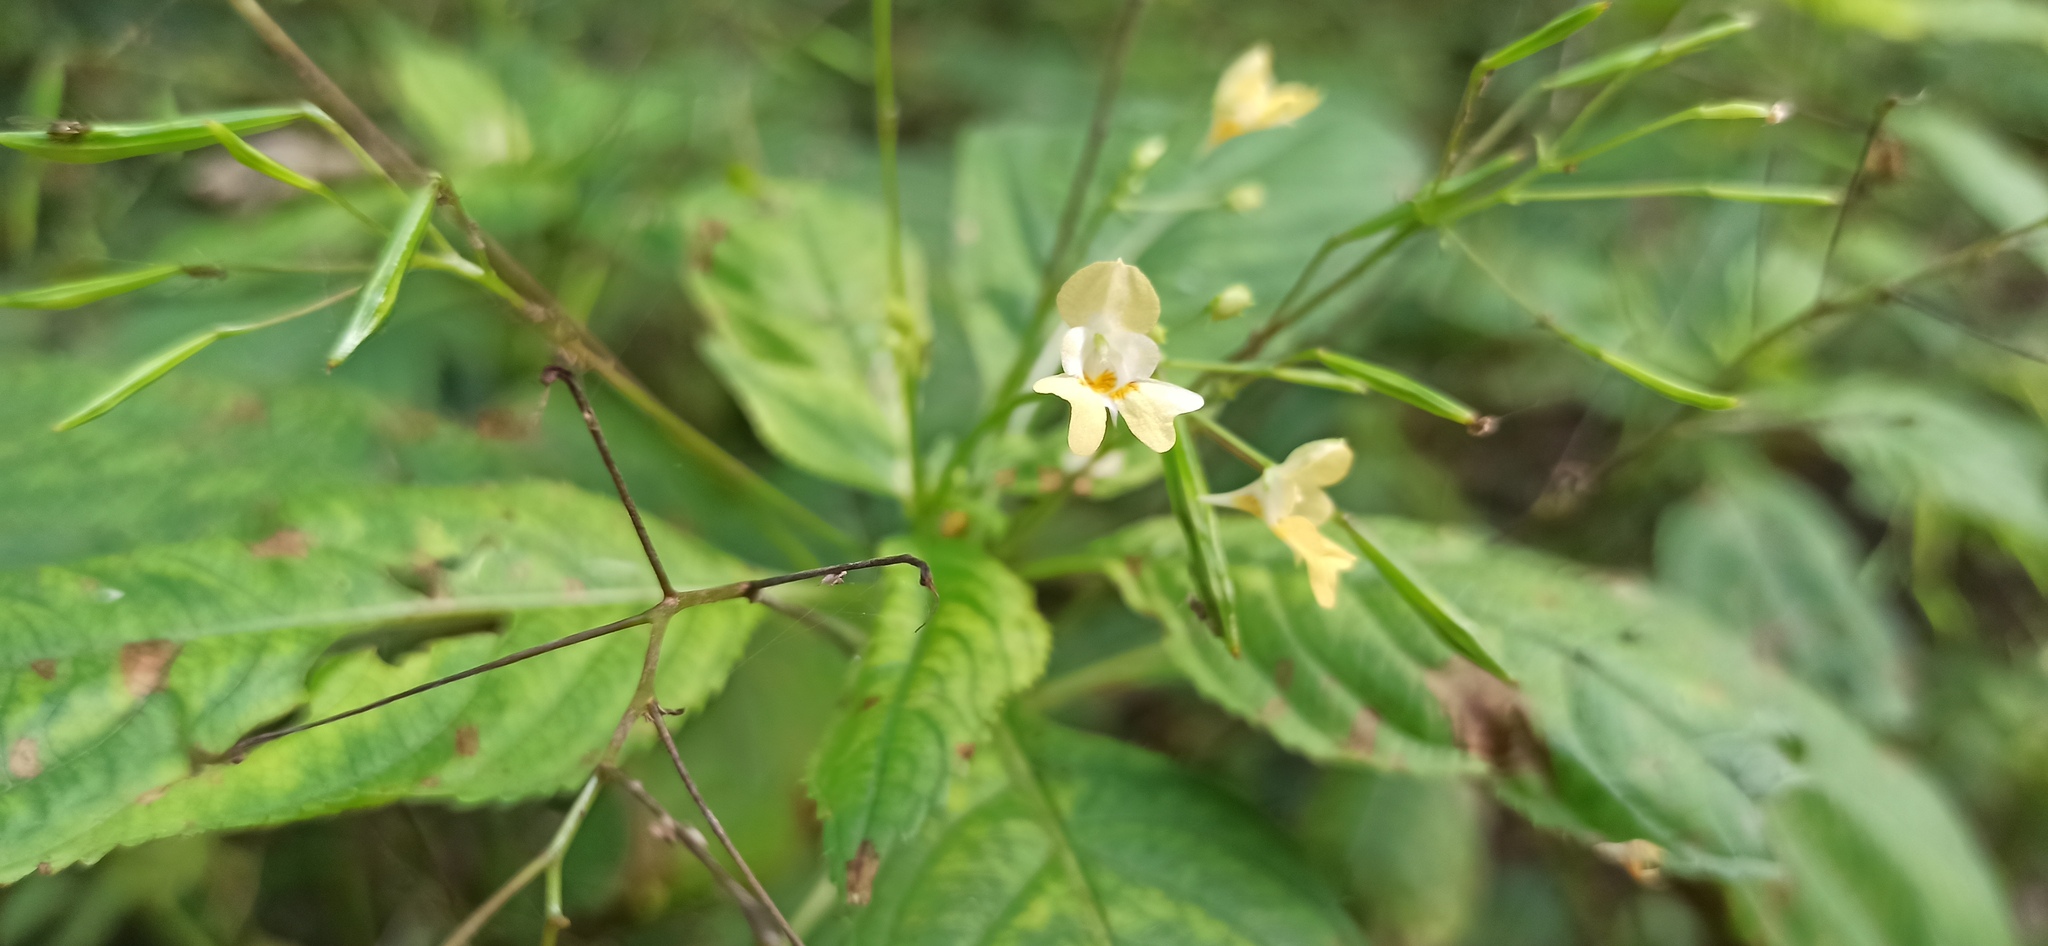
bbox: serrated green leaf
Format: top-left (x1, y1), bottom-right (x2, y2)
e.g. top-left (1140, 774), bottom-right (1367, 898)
top-left (681, 181), bottom-right (928, 497)
top-left (807, 536), bottom-right (1049, 893)
top-left (0, 481), bottom-right (761, 881)
top-left (0, 106), bottom-right (307, 164)
top-left (1098, 514), bottom-right (2015, 945)
top-left (1657, 461), bottom-right (1910, 727)
top-left (1480, 2), bottom-right (1610, 72)
top-left (1541, 16), bottom-right (1755, 89)
top-left (1315, 349), bottom-right (1482, 425)
top-left (0, 264), bottom-right (187, 310)
top-left (328, 183), bottom-right (438, 368)
top-left (850, 720), bottom-right (1367, 946)
top-left (1160, 427), bottom-right (1243, 655)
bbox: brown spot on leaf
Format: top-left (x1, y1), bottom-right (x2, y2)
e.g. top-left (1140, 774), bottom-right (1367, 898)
top-left (939, 510), bottom-right (969, 538)
top-left (1272, 658), bottom-right (1296, 692)
top-left (1345, 708), bottom-right (1380, 758)
top-left (120, 641), bottom-right (180, 698)
top-left (1071, 475), bottom-right (1095, 497)
top-left (690, 218), bottom-right (729, 273)
top-left (455, 725), bottom-right (480, 757)
top-left (858, 696), bottom-right (880, 712)
top-left (1036, 468), bottom-right (1063, 493)
top-left (1424, 657), bottom-right (1545, 773)
top-left (36, 862), bottom-right (51, 875)
top-left (420, 776), bottom-right (442, 789)
top-left (992, 469), bottom-right (1017, 489)
top-left (29, 659), bottom-right (55, 681)
top-left (249, 529), bottom-right (310, 559)
top-left (956, 743), bottom-right (976, 762)
top-left (8, 738), bottom-right (41, 779)
top-left (474, 408), bottom-right (535, 441)
top-left (1257, 695), bottom-right (1289, 724)
top-left (845, 839), bottom-right (880, 906)
top-left (136, 785), bottom-right (167, 806)
top-left (562, 578), bottom-right (587, 599)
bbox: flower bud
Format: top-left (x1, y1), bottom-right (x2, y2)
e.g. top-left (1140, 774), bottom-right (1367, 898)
top-left (1225, 182), bottom-right (1266, 213)
top-left (1130, 135), bottom-right (1168, 173)
top-left (1207, 283), bottom-right (1254, 321)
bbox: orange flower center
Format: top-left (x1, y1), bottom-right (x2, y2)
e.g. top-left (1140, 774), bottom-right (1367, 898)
top-left (1085, 371), bottom-right (1136, 398)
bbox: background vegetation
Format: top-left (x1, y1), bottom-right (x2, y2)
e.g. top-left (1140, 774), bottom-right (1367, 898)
top-left (5, 0), bottom-right (2048, 944)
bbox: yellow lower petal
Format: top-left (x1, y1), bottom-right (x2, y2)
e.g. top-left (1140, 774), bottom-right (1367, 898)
top-left (1272, 516), bottom-right (1357, 609)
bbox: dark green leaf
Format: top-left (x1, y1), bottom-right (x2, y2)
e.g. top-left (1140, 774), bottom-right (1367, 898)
top-left (327, 183), bottom-right (438, 368)
top-left (807, 536), bottom-right (1049, 893)
top-left (0, 481), bottom-right (762, 881)
top-left (1479, 2), bottom-right (1610, 72)
top-left (681, 181), bottom-right (928, 497)
top-left (1305, 772), bottom-right (1485, 946)
top-left (0, 106), bottom-right (307, 164)
top-left (0, 265), bottom-right (186, 310)
top-left (1657, 461), bottom-right (1910, 727)
top-left (850, 720), bottom-right (1367, 946)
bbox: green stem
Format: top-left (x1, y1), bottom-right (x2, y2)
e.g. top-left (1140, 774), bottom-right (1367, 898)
top-left (1228, 223), bottom-right (1420, 363)
top-left (437, 774), bottom-right (601, 946)
top-left (1189, 413), bottom-right (1274, 468)
top-left (1026, 642), bottom-right (1175, 709)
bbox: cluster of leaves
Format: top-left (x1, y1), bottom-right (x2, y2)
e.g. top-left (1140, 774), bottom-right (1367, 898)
top-left (5, 0), bottom-right (2048, 944)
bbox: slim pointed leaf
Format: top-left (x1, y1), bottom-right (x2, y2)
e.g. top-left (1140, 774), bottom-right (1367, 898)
top-left (852, 721), bottom-right (1367, 946)
top-left (1508, 181), bottom-right (1839, 205)
top-left (807, 537), bottom-right (1050, 898)
top-left (0, 264), bottom-right (186, 310)
top-left (327, 183), bottom-right (438, 367)
top-left (0, 481), bottom-right (763, 881)
top-left (1547, 321), bottom-right (1741, 409)
top-left (0, 106), bottom-right (307, 164)
top-left (1160, 425), bottom-right (1243, 655)
top-left (1480, 2), bottom-right (1611, 72)
top-left (1336, 516), bottom-right (1511, 680)
top-left (1542, 16), bottom-right (1755, 89)
top-left (52, 333), bottom-right (222, 431)
top-left (1315, 349), bottom-right (1483, 425)
top-left (203, 121), bottom-right (377, 229)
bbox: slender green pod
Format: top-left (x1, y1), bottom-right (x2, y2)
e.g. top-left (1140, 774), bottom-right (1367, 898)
top-left (204, 121), bottom-right (380, 230)
top-left (1542, 16), bottom-right (1755, 90)
top-left (1314, 350), bottom-right (1486, 426)
top-left (1508, 181), bottom-right (1838, 206)
top-left (1335, 516), bottom-right (1512, 681)
top-left (0, 264), bottom-right (188, 309)
top-left (1545, 321), bottom-right (1740, 410)
top-left (328, 182), bottom-right (439, 368)
top-left (0, 105), bottom-right (307, 163)
top-left (1160, 426), bottom-right (1244, 657)
top-left (1480, 2), bottom-right (1610, 72)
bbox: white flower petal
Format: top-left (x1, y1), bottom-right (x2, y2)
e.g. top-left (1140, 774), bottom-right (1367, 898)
top-left (1201, 481), bottom-right (1269, 518)
top-left (1119, 379), bottom-right (1204, 453)
top-left (1105, 329), bottom-right (1162, 385)
top-left (1059, 326), bottom-right (1088, 378)
top-left (1283, 438), bottom-right (1354, 487)
top-left (1034, 374), bottom-right (1111, 455)
top-left (1055, 260), bottom-right (1160, 334)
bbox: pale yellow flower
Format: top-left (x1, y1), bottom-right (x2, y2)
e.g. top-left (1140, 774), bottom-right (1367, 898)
top-left (1032, 261), bottom-right (1204, 455)
top-left (1205, 44), bottom-right (1323, 150)
top-left (1204, 438), bottom-right (1358, 608)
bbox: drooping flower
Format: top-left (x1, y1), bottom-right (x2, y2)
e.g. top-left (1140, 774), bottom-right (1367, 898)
top-left (1204, 438), bottom-right (1358, 608)
top-left (1205, 44), bottom-right (1323, 150)
top-left (1031, 260), bottom-right (1204, 455)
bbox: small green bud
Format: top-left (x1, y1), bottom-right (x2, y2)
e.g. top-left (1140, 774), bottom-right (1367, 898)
top-left (1130, 135), bottom-right (1168, 173)
top-left (1207, 283), bottom-right (1255, 321)
top-left (1225, 182), bottom-right (1266, 213)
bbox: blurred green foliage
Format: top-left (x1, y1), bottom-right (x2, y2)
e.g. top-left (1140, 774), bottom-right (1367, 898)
top-left (5, 0), bottom-right (2048, 944)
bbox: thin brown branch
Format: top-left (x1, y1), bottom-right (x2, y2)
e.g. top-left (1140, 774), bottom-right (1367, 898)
top-left (221, 555), bottom-right (931, 761)
top-left (544, 366), bottom-right (675, 599)
top-left (754, 593), bottom-right (869, 654)
top-left (1815, 96), bottom-right (1899, 300)
top-left (650, 705), bottom-right (804, 946)
top-left (225, 0), bottom-right (425, 184)
top-left (221, 611), bottom-right (655, 760)
top-left (608, 770), bottom-right (788, 945)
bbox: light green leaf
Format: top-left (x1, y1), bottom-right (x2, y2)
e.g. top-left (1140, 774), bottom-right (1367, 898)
top-left (1657, 461), bottom-right (1910, 727)
top-left (681, 181), bottom-right (928, 497)
top-left (1541, 16), bottom-right (1755, 89)
top-left (382, 35), bottom-right (531, 168)
top-left (0, 481), bottom-right (762, 881)
top-left (1160, 427), bottom-right (1243, 655)
top-left (1890, 107), bottom-right (2048, 273)
top-left (1100, 515), bottom-right (2015, 945)
top-left (0, 106), bottom-right (307, 164)
top-left (328, 183), bottom-right (438, 368)
top-left (1315, 348), bottom-right (1483, 426)
top-left (1480, 2), bottom-right (1610, 72)
top-left (807, 536), bottom-right (1049, 894)
top-left (849, 720), bottom-right (1367, 946)
top-left (0, 265), bottom-right (188, 310)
